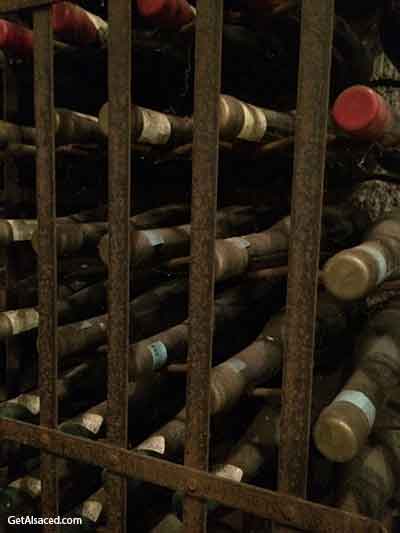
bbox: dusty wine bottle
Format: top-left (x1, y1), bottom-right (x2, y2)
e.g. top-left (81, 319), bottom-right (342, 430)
top-left (336, 405), bottom-right (400, 519)
top-left (31, 203), bottom-right (190, 257)
top-left (56, 277), bottom-right (189, 361)
top-left (98, 97), bottom-right (295, 148)
top-left (0, 109), bottom-right (102, 148)
top-left (323, 208), bottom-right (400, 301)
top-left (314, 298), bottom-right (400, 462)
top-left (129, 270), bottom-right (286, 378)
top-left (98, 205), bottom-right (282, 270)
top-left (0, 456), bottom-right (102, 520)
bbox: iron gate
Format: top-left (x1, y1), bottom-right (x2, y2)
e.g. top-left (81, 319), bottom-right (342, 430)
top-left (0, 1), bottom-right (388, 532)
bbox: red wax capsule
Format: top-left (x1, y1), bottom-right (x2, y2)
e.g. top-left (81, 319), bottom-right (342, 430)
top-left (0, 20), bottom-right (34, 58)
top-left (137, 0), bottom-right (195, 30)
top-left (52, 2), bottom-right (99, 46)
top-left (332, 85), bottom-right (392, 141)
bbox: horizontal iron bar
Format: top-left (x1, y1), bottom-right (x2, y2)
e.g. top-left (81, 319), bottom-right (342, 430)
top-left (0, 0), bottom-right (54, 13)
top-left (0, 418), bottom-right (386, 533)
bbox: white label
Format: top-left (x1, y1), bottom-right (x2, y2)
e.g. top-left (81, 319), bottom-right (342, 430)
top-left (215, 464), bottom-right (243, 483)
top-left (224, 358), bottom-right (246, 374)
top-left (3, 308), bottom-right (39, 335)
top-left (226, 237), bottom-right (251, 250)
top-left (137, 435), bottom-right (165, 455)
top-left (138, 108), bottom-right (172, 145)
top-left (237, 103), bottom-right (268, 142)
top-left (10, 476), bottom-right (42, 498)
top-left (9, 393), bottom-right (40, 415)
top-left (333, 390), bottom-right (376, 429)
top-left (356, 243), bottom-right (388, 284)
top-left (148, 341), bottom-right (168, 370)
top-left (82, 500), bottom-right (103, 523)
top-left (79, 320), bottom-right (94, 330)
top-left (80, 413), bottom-right (104, 435)
top-left (7, 220), bottom-right (37, 242)
top-left (72, 111), bottom-right (99, 125)
top-left (143, 230), bottom-right (164, 247)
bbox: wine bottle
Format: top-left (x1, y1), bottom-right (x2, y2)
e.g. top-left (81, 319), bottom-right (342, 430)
top-left (98, 96), bottom-right (295, 147)
top-left (212, 199), bottom-right (369, 283)
top-left (332, 85), bottom-right (400, 146)
top-left (0, 108), bottom-right (102, 148)
top-left (314, 298), bottom-right (400, 462)
top-left (98, 205), bottom-right (286, 270)
top-left (56, 277), bottom-right (189, 361)
top-left (32, 204), bottom-right (190, 257)
top-left (0, 358), bottom-right (107, 475)
top-left (0, 205), bottom-right (106, 248)
top-left (137, 0), bottom-right (196, 30)
top-left (336, 404), bottom-right (400, 519)
top-left (129, 271), bottom-right (286, 378)
top-left (323, 208), bottom-right (400, 301)
top-left (0, 279), bottom-right (109, 340)
top-left (0, 456), bottom-right (102, 521)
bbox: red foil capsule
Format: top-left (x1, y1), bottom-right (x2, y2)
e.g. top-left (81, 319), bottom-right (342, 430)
top-left (0, 20), bottom-right (34, 58)
top-left (137, 0), bottom-right (195, 30)
top-left (52, 2), bottom-right (99, 46)
top-left (332, 85), bottom-right (392, 141)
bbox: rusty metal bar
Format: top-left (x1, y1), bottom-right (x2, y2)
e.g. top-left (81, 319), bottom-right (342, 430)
top-left (183, 1), bottom-right (223, 532)
top-left (277, 0), bottom-right (335, 528)
top-left (0, 0), bottom-right (54, 13)
top-left (106, 0), bottom-right (132, 531)
top-left (0, 419), bottom-right (387, 533)
top-left (33, 5), bottom-right (58, 528)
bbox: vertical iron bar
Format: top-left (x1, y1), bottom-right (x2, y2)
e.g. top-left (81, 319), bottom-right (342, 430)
top-left (277, 1), bottom-right (334, 530)
top-left (33, 5), bottom-right (58, 528)
top-left (1, 61), bottom-right (21, 402)
top-left (183, 1), bottom-right (223, 532)
top-left (106, 0), bottom-right (131, 532)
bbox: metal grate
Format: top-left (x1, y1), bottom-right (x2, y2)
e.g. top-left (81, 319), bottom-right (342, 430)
top-left (0, 1), bottom-right (388, 532)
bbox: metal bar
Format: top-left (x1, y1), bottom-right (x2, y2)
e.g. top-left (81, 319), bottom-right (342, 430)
top-left (277, 0), bottom-right (334, 528)
top-left (183, 0), bottom-right (223, 532)
top-left (0, 420), bottom-right (387, 533)
top-left (33, 5), bottom-right (58, 528)
top-left (106, 0), bottom-right (132, 531)
top-left (1, 60), bottom-right (22, 401)
top-left (0, 0), bottom-right (54, 13)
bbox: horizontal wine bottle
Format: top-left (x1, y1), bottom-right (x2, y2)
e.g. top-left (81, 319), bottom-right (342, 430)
top-left (129, 271), bottom-right (286, 378)
top-left (314, 298), bottom-right (400, 462)
top-left (0, 264), bottom-right (181, 340)
top-left (98, 97), bottom-right (295, 147)
top-left (332, 85), bottom-right (400, 146)
top-left (31, 203), bottom-right (190, 257)
top-left (56, 277), bottom-right (189, 361)
top-left (0, 108), bottom-right (102, 148)
top-left (323, 208), bottom-right (400, 301)
top-left (0, 279), bottom-right (109, 340)
top-left (0, 357), bottom-right (107, 473)
top-left (0, 456), bottom-right (102, 521)
top-left (0, 205), bottom-right (106, 248)
top-left (98, 205), bottom-right (283, 270)
top-left (212, 201), bottom-right (370, 282)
